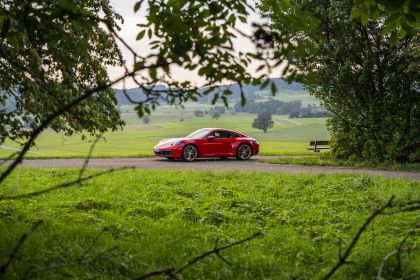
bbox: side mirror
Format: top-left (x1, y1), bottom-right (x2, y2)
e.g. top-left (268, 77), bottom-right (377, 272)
top-left (207, 135), bottom-right (215, 141)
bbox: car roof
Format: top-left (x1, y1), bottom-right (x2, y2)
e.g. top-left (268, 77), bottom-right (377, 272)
top-left (204, 128), bottom-right (245, 136)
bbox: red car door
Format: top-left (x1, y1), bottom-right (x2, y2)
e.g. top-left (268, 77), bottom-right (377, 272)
top-left (201, 130), bottom-right (230, 156)
top-left (225, 131), bottom-right (241, 155)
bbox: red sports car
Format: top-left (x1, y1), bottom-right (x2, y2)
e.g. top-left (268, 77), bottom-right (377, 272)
top-left (153, 128), bottom-right (259, 161)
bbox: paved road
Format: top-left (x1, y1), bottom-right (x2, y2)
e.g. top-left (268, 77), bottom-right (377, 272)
top-left (6, 156), bottom-right (420, 181)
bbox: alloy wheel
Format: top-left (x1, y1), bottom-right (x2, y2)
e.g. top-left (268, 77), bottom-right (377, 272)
top-left (183, 145), bottom-right (198, 161)
top-left (237, 144), bottom-right (251, 160)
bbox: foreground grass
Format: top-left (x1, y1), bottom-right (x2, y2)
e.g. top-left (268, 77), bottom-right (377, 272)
top-left (1, 169), bottom-right (419, 279)
top-left (261, 154), bottom-right (420, 171)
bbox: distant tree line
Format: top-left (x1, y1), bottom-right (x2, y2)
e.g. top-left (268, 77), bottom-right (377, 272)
top-left (194, 106), bottom-right (226, 118)
top-left (234, 100), bottom-right (302, 115)
top-left (289, 105), bottom-right (331, 118)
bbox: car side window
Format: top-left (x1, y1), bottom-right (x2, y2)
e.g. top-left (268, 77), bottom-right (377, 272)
top-left (228, 132), bottom-right (239, 138)
top-left (212, 131), bottom-right (226, 138)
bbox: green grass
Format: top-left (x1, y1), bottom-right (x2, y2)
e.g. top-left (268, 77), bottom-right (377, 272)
top-left (1, 168), bottom-right (419, 279)
top-left (261, 153), bottom-right (420, 171)
top-left (1, 109), bottom-right (329, 158)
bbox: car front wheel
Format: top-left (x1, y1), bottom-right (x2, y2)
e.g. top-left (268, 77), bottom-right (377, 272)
top-left (236, 144), bottom-right (252, 160)
top-left (182, 144), bottom-right (198, 161)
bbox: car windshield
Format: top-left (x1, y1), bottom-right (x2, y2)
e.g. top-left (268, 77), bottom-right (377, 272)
top-left (186, 128), bottom-right (212, 139)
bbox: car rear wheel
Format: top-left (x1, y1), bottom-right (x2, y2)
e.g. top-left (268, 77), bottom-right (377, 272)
top-left (182, 145), bottom-right (198, 161)
top-left (236, 144), bottom-right (252, 160)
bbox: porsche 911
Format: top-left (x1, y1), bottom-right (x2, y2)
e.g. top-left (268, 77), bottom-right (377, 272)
top-left (153, 128), bottom-right (259, 161)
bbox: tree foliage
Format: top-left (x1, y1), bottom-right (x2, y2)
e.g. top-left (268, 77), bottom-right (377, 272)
top-left (0, 0), bottom-right (278, 149)
top-left (212, 111), bottom-right (221, 119)
top-left (130, 0), bottom-right (275, 115)
top-left (0, 0), bottom-right (124, 143)
top-left (194, 110), bottom-right (204, 117)
top-left (352, 0), bottom-right (419, 41)
top-left (1, 0), bottom-right (418, 166)
top-left (214, 106), bottom-right (226, 114)
top-left (261, 0), bottom-right (420, 162)
top-left (252, 112), bottom-right (274, 133)
top-left (142, 115), bottom-right (151, 124)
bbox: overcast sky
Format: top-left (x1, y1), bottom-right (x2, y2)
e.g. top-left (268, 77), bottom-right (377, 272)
top-left (107, 1), bottom-right (272, 89)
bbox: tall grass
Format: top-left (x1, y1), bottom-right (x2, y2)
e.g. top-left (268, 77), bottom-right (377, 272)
top-left (1, 168), bottom-right (419, 279)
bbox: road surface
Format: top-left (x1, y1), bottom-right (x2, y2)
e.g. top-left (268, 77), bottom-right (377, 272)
top-left (5, 156), bottom-right (420, 181)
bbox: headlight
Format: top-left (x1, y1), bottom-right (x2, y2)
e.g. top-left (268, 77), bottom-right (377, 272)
top-left (171, 140), bottom-right (181, 146)
top-left (253, 140), bottom-right (259, 145)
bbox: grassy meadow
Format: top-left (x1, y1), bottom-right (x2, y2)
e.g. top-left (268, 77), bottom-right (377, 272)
top-left (0, 168), bottom-right (419, 279)
top-left (0, 103), bottom-right (329, 159)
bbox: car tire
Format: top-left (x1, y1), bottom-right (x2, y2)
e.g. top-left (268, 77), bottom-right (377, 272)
top-left (182, 144), bottom-right (198, 162)
top-left (236, 144), bottom-right (252, 160)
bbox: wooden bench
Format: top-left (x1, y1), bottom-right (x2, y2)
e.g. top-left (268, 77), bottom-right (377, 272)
top-left (307, 140), bottom-right (330, 152)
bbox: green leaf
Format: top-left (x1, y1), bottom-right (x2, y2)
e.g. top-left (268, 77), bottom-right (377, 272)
top-left (211, 94), bottom-right (219, 105)
top-left (228, 14), bottom-right (236, 24)
top-left (350, 6), bottom-right (362, 20)
top-left (256, 64), bottom-right (265, 72)
top-left (361, 11), bottom-right (369, 24)
top-left (136, 30), bottom-right (146, 41)
top-left (149, 68), bottom-right (157, 80)
top-left (0, 17), bottom-right (10, 37)
top-left (401, 22), bottom-right (416, 36)
top-left (261, 79), bottom-right (270, 89)
top-left (223, 89), bottom-right (232, 95)
top-left (134, 61), bottom-right (145, 70)
top-left (198, 66), bottom-right (207, 76)
top-left (134, 1), bottom-right (142, 12)
top-left (238, 16), bottom-right (247, 23)
top-left (240, 91), bottom-right (246, 107)
top-left (389, 30), bottom-right (398, 45)
top-left (270, 82), bottom-right (277, 96)
top-left (135, 104), bottom-right (144, 118)
top-left (280, 0), bottom-right (292, 10)
top-left (189, 94), bottom-right (198, 101)
top-left (221, 95), bottom-right (228, 107)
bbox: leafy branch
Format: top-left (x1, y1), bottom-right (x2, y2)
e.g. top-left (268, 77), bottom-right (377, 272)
top-left (323, 196), bottom-right (420, 280)
top-left (377, 223), bottom-right (420, 280)
top-left (0, 167), bottom-right (134, 201)
top-left (23, 232), bottom-right (119, 280)
top-left (0, 220), bottom-right (43, 280)
top-left (136, 232), bottom-right (263, 280)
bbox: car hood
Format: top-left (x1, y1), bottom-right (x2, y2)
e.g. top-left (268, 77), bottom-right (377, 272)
top-left (155, 137), bottom-right (186, 147)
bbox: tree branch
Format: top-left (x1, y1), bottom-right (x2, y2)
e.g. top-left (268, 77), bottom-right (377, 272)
top-left (376, 245), bottom-right (417, 280)
top-left (322, 196), bottom-right (396, 280)
top-left (403, 271), bottom-right (420, 280)
top-left (136, 232), bottom-right (263, 280)
top-left (24, 233), bottom-right (118, 280)
top-left (77, 133), bottom-right (105, 180)
top-left (377, 222), bottom-right (420, 279)
top-left (0, 167), bottom-right (134, 201)
top-left (0, 220), bottom-right (43, 279)
top-left (0, 59), bottom-right (170, 185)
